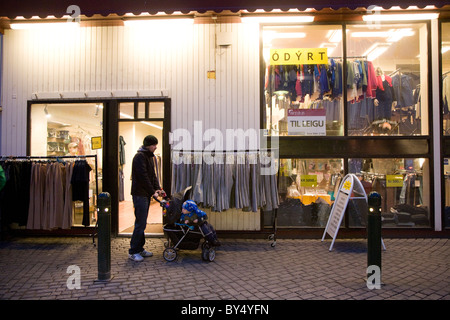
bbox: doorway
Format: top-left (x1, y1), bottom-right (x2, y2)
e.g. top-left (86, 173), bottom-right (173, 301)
top-left (117, 100), bottom-right (169, 235)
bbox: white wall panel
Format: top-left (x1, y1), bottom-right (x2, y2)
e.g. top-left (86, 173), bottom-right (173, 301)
top-left (1, 22), bottom-right (260, 155)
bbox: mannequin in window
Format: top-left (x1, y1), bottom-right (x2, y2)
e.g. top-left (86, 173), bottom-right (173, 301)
top-left (374, 67), bottom-right (396, 121)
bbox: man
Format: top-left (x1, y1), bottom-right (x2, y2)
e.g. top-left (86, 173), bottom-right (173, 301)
top-left (129, 135), bottom-right (164, 262)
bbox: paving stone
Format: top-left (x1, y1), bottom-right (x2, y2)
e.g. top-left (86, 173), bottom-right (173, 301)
top-left (0, 237), bottom-right (448, 302)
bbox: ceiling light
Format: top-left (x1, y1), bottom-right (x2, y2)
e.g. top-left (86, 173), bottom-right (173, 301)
top-left (242, 16), bottom-right (314, 23)
top-left (363, 13), bottom-right (439, 22)
top-left (386, 28), bottom-right (415, 42)
top-left (141, 121), bottom-right (163, 130)
top-left (123, 18), bottom-right (193, 27)
top-left (320, 43), bottom-right (338, 55)
top-left (263, 30), bottom-right (306, 43)
top-left (363, 43), bottom-right (391, 61)
top-left (44, 105), bottom-right (51, 118)
top-left (10, 22), bottom-right (79, 30)
top-left (119, 112), bottom-right (133, 119)
top-left (442, 43), bottom-right (450, 54)
top-left (327, 30), bottom-right (343, 43)
top-left (273, 32), bottom-right (307, 39)
top-left (94, 104), bottom-right (100, 117)
top-left (351, 31), bottom-right (387, 38)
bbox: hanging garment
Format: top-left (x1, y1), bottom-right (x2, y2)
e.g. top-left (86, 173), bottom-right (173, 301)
top-left (71, 160), bottom-right (92, 227)
top-left (62, 162), bottom-right (74, 229)
top-left (170, 151), bottom-right (279, 212)
top-left (392, 74), bottom-right (415, 108)
top-left (1, 161), bottom-right (32, 227)
top-left (119, 135), bottom-right (126, 165)
top-left (366, 61), bottom-right (378, 98)
top-left (375, 76), bottom-right (395, 120)
top-left (27, 162), bottom-right (47, 229)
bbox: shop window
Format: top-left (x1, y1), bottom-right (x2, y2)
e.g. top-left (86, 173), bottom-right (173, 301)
top-left (264, 158), bottom-right (344, 228)
top-left (29, 103), bottom-right (103, 227)
top-left (149, 101), bottom-right (165, 118)
top-left (442, 22), bottom-right (450, 135)
top-left (346, 23), bottom-right (428, 136)
top-left (119, 102), bottom-right (134, 119)
top-left (119, 101), bottom-right (165, 120)
top-left (263, 25), bottom-right (344, 137)
top-left (348, 158), bottom-right (430, 228)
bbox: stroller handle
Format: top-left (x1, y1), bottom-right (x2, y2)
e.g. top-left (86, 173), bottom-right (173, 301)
top-left (175, 222), bottom-right (195, 230)
top-left (153, 195), bottom-right (169, 208)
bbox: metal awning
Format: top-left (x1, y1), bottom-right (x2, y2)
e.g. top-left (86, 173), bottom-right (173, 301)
top-left (0, 0), bottom-right (448, 19)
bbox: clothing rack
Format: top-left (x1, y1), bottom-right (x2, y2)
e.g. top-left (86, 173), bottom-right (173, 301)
top-left (388, 68), bottom-right (401, 76)
top-left (328, 56), bottom-right (367, 60)
top-left (1, 155), bottom-right (99, 200)
top-left (171, 149), bottom-right (277, 153)
top-left (171, 149), bottom-right (279, 157)
top-left (1, 154), bottom-right (99, 244)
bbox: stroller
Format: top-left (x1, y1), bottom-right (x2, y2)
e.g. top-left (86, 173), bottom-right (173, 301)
top-left (153, 186), bottom-right (217, 262)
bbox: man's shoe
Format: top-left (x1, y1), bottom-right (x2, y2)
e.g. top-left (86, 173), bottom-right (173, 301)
top-left (129, 253), bottom-right (144, 262)
top-left (140, 250), bottom-right (153, 257)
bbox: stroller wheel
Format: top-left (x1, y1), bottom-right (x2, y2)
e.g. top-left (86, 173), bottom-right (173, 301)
top-left (202, 247), bottom-right (216, 262)
top-left (163, 248), bottom-right (177, 262)
top-left (208, 248), bottom-right (216, 262)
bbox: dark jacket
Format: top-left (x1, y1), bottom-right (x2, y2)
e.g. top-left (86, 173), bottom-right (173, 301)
top-left (131, 146), bottom-right (160, 197)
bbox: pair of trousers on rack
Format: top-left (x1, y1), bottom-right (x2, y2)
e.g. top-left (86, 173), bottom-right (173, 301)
top-left (27, 162), bottom-right (74, 230)
top-left (171, 152), bottom-right (279, 212)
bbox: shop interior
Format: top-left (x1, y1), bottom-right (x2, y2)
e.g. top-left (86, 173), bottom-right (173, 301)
top-left (118, 102), bottom-right (164, 235)
top-left (29, 102), bottom-right (103, 228)
top-left (264, 23), bottom-right (429, 136)
top-left (268, 157), bottom-right (430, 229)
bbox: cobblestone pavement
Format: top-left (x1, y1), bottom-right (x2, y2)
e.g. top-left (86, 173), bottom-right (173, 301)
top-left (0, 236), bottom-right (448, 305)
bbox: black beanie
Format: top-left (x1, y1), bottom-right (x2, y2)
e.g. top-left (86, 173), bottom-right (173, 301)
top-left (143, 135), bottom-right (158, 146)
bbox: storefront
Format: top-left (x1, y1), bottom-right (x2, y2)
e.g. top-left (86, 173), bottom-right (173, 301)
top-left (0, 1), bottom-right (449, 238)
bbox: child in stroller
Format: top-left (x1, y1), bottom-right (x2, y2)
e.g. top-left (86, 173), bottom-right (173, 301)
top-left (181, 200), bottom-right (221, 247)
top-left (156, 187), bottom-right (220, 262)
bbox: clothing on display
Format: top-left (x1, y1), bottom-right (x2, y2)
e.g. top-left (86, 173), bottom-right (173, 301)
top-left (275, 159), bottom-right (341, 227)
top-left (119, 135), bottom-right (126, 165)
top-left (347, 158), bottom-right (428, 227)
top-left (0, 156), bottom-right (98, 230)
top-left (265, 56), bottom-right (423, 136)
top-left (71, 160), bottom-right (93, 226)
top-left (171, 151), bottom-right (279, 213)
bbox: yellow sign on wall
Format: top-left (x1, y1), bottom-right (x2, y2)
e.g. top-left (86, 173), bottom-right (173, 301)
top-left (270, 48), bottom-right (328, 65)
top-left (91, 136), bottom-right (102, 150)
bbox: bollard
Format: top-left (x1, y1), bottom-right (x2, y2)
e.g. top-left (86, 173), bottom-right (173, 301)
top-left (367, 191), bottom-right (382, 284)
top-left (96, 192), bottom-right (112, 282)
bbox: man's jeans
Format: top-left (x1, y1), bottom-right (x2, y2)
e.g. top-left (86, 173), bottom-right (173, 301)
top-left (129, 195), bottom-right (150, 254)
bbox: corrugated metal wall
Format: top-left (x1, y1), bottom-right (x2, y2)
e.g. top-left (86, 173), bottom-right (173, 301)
top-left (1, 20), bottom-right (261, 155)
top-left (0, 20), bottom-right (262, 230)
